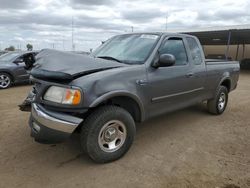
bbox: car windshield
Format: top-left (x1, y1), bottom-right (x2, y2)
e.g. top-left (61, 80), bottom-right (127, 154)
top-left (92, 34), bottom-right (160, 64)
top-left (0, 52), bottom-right (20, 61)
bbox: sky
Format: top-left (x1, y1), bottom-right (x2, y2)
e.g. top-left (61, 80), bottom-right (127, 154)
top-left (0, 0), bottom-right (249, 51)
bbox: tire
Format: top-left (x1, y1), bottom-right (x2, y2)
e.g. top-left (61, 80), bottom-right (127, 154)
top-left (81, 105), bottom-right (136, 163)
top-left (207, 86), bottom-right (228, 115)
top-left (0, 72), bottom-right (12, 89)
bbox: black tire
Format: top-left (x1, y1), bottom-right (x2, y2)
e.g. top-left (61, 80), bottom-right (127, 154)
top-left (0, 72), bottom-right (12, 89)
top-left (81, 105), bottom-right (136, 163)
top-left (207, 86), bottom-right (228, 115)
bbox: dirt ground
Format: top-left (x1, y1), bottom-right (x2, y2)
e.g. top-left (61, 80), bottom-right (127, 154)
top-left (0, 72), bottom-right (250, 188)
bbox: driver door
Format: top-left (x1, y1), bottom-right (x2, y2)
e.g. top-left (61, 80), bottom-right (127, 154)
top-left (147, 37), bottom-right (197, 118)
top-left (14, 54), bottom-right (29, 81)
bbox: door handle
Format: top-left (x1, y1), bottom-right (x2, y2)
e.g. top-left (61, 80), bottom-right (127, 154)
top-left (136, 79), bottom-right (148, 85)
top-left (186, 73), bottom-right (194, 78)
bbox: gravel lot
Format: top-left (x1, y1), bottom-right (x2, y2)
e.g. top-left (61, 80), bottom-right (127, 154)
top-left (0, 72), bottom-right (249, 188)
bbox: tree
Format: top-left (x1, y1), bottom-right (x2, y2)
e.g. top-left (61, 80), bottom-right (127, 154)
top-left (26, 43), bottom-right (33, 51)
top-left (5, 46), bottom-right (15, 51)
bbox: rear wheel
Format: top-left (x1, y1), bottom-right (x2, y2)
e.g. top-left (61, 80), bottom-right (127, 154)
top-left (207, 86), bottom-right (228, 115)
top-left (81, 105), bottom-right (136, 163)
top-left (0, 73), bottom-right (12, 89)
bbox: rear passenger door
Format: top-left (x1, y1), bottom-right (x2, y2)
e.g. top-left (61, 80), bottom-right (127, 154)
top-left (185, 37), bottom-right (207, 100)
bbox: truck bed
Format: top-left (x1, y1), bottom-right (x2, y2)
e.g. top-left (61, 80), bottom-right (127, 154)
top-left (205, 59), bottom-right (238, 64)
top-left (205, 59), bottom-right (240, 93)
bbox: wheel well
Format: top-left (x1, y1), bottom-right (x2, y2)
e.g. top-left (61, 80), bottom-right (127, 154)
top-left (97, 96), bottom-right (142, 122)
top-left (0, 71), bottom-right (14, 82)
top-left (221, 79), bottom-right (231, 91)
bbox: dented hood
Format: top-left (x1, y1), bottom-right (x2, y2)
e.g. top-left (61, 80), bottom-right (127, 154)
top-left (31, 49), bottom-right (126, 82)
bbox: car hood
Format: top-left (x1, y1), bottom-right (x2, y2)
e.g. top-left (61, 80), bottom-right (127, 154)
top-left (31, 49), bottom-right (127, 82)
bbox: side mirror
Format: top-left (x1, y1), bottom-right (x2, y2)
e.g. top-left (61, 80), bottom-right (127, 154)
top-left (152, 54), bottom-right (175, 68)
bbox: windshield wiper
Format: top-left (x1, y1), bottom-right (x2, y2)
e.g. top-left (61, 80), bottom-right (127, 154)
top-left (96, 56), bottom-right (122, 63)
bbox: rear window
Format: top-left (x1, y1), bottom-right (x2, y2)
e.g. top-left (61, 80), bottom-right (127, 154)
top-left (0, 52), bottom-right (20, 61)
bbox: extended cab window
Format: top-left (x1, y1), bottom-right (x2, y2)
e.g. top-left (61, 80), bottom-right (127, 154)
top-left (159, 38), bottom-right (188, 66)
top-left (186, 37), bottom-right (203, 65)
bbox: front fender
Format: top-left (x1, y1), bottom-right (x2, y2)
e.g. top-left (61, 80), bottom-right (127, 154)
top-left (89, 90), bottom-right (145, 121)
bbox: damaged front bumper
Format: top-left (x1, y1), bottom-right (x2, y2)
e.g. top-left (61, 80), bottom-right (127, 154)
top-left (29, 103), bottom-right (83, 144)
top-left (19, 89), bottom-right (36, 112)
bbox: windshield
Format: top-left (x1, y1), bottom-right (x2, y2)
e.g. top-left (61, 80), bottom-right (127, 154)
top-left (92, 34), bottom-right (160, 64)
top-left (0, 52), bottom-right (20, 61)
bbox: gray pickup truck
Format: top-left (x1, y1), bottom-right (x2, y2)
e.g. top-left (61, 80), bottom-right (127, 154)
top-left (24, 33), bottom-right (240, 163)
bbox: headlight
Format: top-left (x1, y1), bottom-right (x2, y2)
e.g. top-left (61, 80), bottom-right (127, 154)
top-left (44, 86), bottom-right (82, 105)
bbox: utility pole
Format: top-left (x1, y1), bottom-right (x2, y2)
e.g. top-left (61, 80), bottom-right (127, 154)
top-left (131, 26), bottom-right (134, 32)
top-left (72, 16), bottom-right (75, 51)
top-left (62, 35), bottom-right (65, 50)
top-left (166, 13), bottom-right (168, 31)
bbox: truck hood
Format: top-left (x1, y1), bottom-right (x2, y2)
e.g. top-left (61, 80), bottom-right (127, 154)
top-left (31, 49), bottom-right (126, 82)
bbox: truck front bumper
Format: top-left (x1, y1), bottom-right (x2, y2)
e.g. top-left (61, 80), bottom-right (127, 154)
top-left (29, 103), bottom-right (83, 144)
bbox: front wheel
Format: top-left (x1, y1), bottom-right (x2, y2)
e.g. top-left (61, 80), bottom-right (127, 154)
top-left (81, 105), bottom-right (136, 163)
top-left (207, 86), bottom-right (228, 115)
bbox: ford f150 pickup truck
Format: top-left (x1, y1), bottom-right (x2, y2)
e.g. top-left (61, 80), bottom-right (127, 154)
top-left (22, 33), bottom-right (240, 163)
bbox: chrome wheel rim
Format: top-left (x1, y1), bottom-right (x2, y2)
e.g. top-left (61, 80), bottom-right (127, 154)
top-left (98, 120), bottom-right (127, 153)
top-left (0, 74), bottom-right (11, 88)
top-left (218, 92), bottom-right (226, 111)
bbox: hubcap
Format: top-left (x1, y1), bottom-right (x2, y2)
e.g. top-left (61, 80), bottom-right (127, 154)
top-left (98, 120), bottom-right (127, 153)
top-left (218, 92), bottom-right (226, 111)
top-left (0, 74), bottom-right (10, 88)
